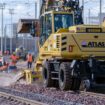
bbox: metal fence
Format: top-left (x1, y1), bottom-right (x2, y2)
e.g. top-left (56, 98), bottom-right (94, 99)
top-left (0, 37), bottom-right (38, 54)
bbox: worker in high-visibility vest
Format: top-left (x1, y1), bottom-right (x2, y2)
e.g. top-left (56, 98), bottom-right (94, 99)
top-left (27, 53), bottom-right (33, 69)
top-left (10, 52), bottom-right (19, 65)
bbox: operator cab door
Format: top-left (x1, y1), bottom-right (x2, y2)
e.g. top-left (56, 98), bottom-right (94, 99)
top-left (40, 13), bottom-right (52, 46)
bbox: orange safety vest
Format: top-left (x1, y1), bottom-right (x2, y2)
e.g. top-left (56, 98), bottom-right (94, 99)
top-left (27, 55), bottom-right (33, 62)
top-left (10, 55), bottom-right (18, 62)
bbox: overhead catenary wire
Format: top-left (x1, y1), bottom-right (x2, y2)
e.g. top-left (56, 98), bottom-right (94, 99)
top-left (80, 0), bottom-right (105, 24)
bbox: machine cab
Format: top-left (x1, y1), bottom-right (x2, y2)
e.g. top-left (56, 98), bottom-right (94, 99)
top-left (40, 11), bottom-right (74, 46)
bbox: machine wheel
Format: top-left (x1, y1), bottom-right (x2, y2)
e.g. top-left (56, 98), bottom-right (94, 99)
top-left (42, 61), bottom-right (53, 87)
top-left (59, 62), bottom-right (72, 90)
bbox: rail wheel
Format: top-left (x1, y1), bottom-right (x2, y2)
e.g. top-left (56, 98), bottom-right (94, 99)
top-left (59, 62), bottom-right (72, 90)
top-left (79, 79), bottom-right (90, 91)
top-left (42, 61), bottom-right (53, 87)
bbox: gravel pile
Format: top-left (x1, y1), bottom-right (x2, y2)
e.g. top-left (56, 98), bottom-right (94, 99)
top-left (6, 84), bottom-right (105, 105)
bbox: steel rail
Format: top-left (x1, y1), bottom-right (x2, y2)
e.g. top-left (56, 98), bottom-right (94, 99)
top-left (81, 91), bottom-right (105, 99)
top-left (0, 91), bottom-right (47, 105)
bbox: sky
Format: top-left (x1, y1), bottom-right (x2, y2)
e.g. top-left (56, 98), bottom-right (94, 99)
top-left (83, 0), bottom-right (105, 23)
top-left (0, 0), bottom-right (40, 23)
top-left (0, 0), bottom-right (40, 37)
top-left (0, 0), bottom-right (105, 36)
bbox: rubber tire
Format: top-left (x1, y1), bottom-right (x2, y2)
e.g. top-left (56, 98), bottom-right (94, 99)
top-left (42, 61), bottom-right (53, 87)
top-left (59, 62), bottom-right (72, 90)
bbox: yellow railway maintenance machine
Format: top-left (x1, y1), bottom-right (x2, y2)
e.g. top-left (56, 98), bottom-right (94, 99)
top-left (19, 0), bottom-right (105, 91)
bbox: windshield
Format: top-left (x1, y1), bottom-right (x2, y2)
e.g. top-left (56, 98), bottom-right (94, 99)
top-left (54, 14), bottom-right (73, 32)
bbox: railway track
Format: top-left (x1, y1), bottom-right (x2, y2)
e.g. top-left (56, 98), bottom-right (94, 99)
top-left (9, 83), bottom-right (105, 105)
top-left (0, 91), bottom-right (47, 105)
top-left (81, 91), bottom-right (105, 99)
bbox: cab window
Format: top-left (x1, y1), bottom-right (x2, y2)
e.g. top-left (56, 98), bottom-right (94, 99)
top-left (45, 14), bottom-right (52, 37)
top-left (40, 14), bottom-right (52, 46)
top-left (54, 14), bottom-right (73, 32)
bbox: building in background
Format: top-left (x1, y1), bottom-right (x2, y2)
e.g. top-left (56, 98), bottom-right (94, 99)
top-left (17, 19), bottom-right (40, 55)
top-left (1, 20), bottom-right (37, 53)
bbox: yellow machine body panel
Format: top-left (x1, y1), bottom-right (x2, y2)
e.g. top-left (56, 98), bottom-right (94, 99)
top-left (35, 33), bottom-right (61, 71)
top-left (61, 33), bottom-right (105, 58)
top-left (39, 34), bottom-right (61, 57)
top-left (35, 25), bottom-right (105, 71)
top-left (60, 25), bottom-right (105, 59)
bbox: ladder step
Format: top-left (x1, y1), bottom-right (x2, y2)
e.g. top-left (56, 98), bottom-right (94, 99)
top-left (51, 77), bottom-right (59, 80)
